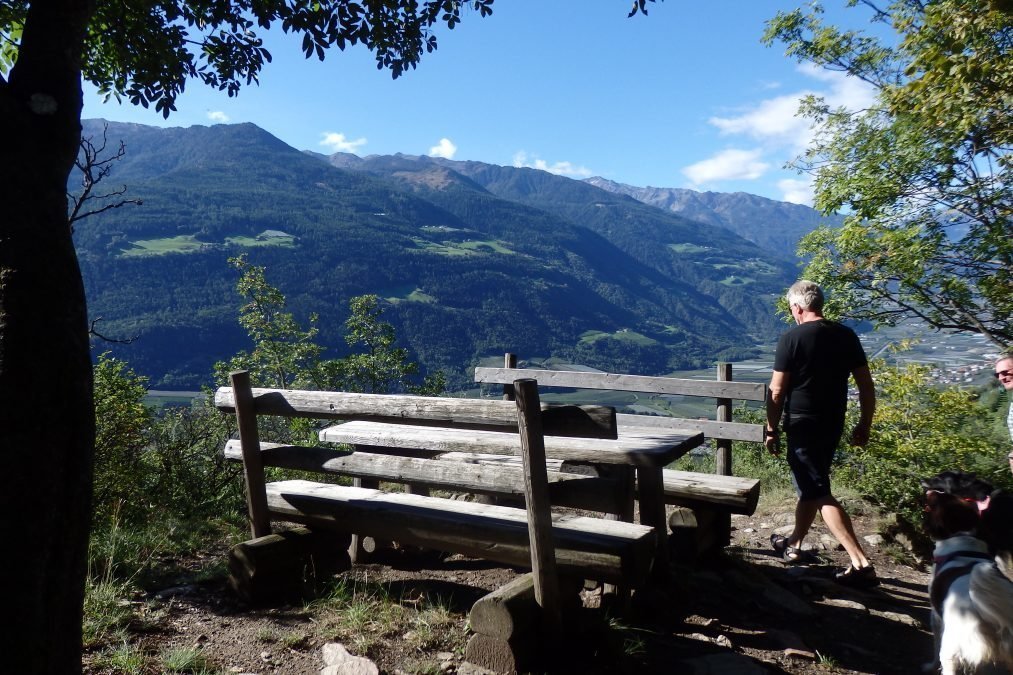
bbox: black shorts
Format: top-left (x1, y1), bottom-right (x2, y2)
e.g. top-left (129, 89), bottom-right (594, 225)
top-left (785, 420), bottom-right (843, 501)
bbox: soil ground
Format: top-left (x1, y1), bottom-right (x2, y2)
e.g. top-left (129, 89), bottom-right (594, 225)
top-left (83, 496), bottom-right (935, 674)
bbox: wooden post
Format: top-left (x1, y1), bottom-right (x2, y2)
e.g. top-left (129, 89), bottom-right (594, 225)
top-left (230, 370), bottom-right (272, 538)
top-left (502, 353), bottom-right (517, 400)
top-left (715, 362), bottom-right (733, 477)
top-left (513, 378), bottom-right (562, 633)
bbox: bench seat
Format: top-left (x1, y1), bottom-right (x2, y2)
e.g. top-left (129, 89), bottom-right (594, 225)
top-left (264, 479), bottom-right (655, 584)
top-left (658, 470), bottom-right (759, 515)
top-left (437, 451), bottom-right (759, 515)
top-left (223, 440), bottom-right (625, 513)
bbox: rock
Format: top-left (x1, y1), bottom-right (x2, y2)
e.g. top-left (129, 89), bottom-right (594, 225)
top-left (863, 533), bottom-right (885, 547)
top-left (680, 652), bottom-right (768, 673)
top-left (685, 632), bottom-right (713, 643)
top-left (714, 634), bottom-right (733, 648)
top-left (820, 597), bottom-right (868, 612)
top-left (742, 528), bottom-right (755, 533)
top-left (457, 663), bottom-right (500, 675)
top-left (819, 534), bottom-right (843, 551)
top-left (873, 610), bottom-right (924, 628)
top-left (773, 523), bottom-right (794, 536)
top-left (320, 642), bottom-right (379, 675)
top-left (784, 647), bottom-right (817, 660)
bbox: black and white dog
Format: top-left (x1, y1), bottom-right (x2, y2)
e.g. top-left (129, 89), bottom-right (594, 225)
top-left (922, 471), bottom-right (1013, 675)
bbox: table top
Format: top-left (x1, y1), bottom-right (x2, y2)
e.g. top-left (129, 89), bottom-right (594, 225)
top-left (319, 420), bottom-right (703, 467)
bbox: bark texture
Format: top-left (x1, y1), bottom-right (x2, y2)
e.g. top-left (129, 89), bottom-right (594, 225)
top-left (0, 1), bottom-right (96, 672)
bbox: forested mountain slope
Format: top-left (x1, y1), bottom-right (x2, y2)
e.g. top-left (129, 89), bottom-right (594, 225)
top-left (76, 120), bottom-right (796, 388)
top-left (584, 176), bottom-right (841, 258)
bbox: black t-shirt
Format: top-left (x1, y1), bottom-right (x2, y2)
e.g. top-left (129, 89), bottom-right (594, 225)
top-left (773, 319), bottom-right (867, 429)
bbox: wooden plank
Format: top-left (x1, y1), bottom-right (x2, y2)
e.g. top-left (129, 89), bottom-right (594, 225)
top-left (222, 442), bottom-right (624, 513)
top-left (262, 480), bottom-right (655, 584)
top-left (216, 386), bottom-right (616, 437)
top-left (474, 366), bottom-right (767, 401)
top-left (216, 387), bottom-right (520, 428)
top-left (318, 421), bottom-right (702, 466)
top-left (432, 450), bottom-right (760, 513)
top-left (657, 470), bottom-right (760, 515)
top-left (230, 371), bottom-right (272, 538)
top-left (616, 414), bottom-right (764, 443)
top-left (514, 379), bottom-right (561, 632)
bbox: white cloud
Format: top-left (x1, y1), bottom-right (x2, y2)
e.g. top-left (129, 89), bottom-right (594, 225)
top-left (207, 111), bottom-right (230, 123)
top-left (801, 63), bottom-right (878, 111)
top-left (319, 132), bottom-right (368, 154)
top-left (512, 151), bottom-right (593, 178)
top-left (710, 93), bottom-right (813, 147)
top-left (707, 65), bottom-right (877, 154)
top-left (777, 178), bottom-right (814, 205)
top-left (682, 149), bottom-right (769, 185)
top-left (428, 137), bottom-right (457, 159)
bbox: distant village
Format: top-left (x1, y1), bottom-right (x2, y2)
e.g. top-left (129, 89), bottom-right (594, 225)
top-left (856, 323), bottom-right (1000, 388)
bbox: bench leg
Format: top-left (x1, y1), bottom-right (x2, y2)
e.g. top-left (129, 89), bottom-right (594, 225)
top-left (349, 477), bottom-right (389, 563)
top-left (599, 466), bottom-right (635, 606)
top-left (637, 467), bottom-right (670, 582)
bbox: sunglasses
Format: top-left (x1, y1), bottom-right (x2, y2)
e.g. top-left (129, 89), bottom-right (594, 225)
top-left (996, 370), bottom-right (1013, 379)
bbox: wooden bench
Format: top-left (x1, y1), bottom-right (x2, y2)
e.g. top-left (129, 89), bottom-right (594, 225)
top-left (474, 354), bottom-right (767, 557)
top-left (215, 371), bottom-right (658, 620)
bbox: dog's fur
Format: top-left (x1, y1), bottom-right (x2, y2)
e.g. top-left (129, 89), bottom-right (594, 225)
top-left (922, 471), bottom-right (1013, 675)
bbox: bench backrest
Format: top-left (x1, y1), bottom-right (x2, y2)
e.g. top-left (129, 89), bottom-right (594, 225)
top-left (215, 384), bottom-right (618, 438)
top-left (473, 364), bottom-right (766, 442)
top-left (474, 354), bottom-right (768, 475)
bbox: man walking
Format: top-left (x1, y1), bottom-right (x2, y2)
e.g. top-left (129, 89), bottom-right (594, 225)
top-left (995, 353), bottom-right (1013, 476)
top-left (765, 280), bottom-right (877, 586)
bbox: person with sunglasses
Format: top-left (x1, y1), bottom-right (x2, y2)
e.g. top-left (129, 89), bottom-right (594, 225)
top-left (996, 354), bottom-right (1013, 476)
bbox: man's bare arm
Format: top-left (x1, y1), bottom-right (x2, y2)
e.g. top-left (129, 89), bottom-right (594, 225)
top-left (766, 370), bottom-right (789, 455)
top-left (849, 365), bottom-right (875, 447)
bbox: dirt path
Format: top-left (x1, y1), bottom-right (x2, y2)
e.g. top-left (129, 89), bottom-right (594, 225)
top-left (83, 499), bottom-right (934, 674)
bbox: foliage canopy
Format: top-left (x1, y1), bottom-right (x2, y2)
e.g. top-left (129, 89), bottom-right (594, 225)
top-left (2, 1), bottom-right (497, 116)
top-left (764, 0), bottom-right (1012, 347)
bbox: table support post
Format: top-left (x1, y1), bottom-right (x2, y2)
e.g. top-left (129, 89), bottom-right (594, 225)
top-left (637, 466), bottom-right (670, 581)
top-left (514, 378), bottom-right (562, 634)
top-left (715, 362), bottom-right (733, 476)
top-left (502, 353), bottom-right (517, 400)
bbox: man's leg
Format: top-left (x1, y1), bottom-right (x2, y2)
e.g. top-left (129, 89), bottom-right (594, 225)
top-left (817, 495), bottom-right (871, 569)
top-left (784, 432), bottom-right (829, 550)
top-left (787, 498), bottom-right (819, 548)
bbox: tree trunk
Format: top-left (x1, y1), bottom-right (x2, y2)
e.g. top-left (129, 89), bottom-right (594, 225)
top-left (0, 1), bottom-right (95, 672)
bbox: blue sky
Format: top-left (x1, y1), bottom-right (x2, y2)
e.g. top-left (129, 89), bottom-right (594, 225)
top-left (82, 1), bottom-right (881, 205)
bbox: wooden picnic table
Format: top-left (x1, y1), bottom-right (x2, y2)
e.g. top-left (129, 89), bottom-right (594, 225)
top-left (319, 420), bottom-right (704, 577)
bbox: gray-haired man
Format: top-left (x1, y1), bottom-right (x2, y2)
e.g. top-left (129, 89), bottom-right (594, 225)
top-left (765, 280), bottom-right (877, 586)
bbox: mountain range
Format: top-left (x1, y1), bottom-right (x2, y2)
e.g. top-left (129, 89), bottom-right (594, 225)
top-left (584, 177), bottom-right (844, 257)
top-left (74, 120), bottom-right (836, 389)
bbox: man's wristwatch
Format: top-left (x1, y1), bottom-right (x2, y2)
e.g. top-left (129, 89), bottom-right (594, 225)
top-left (764, 427), bottom-right (780, 440)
